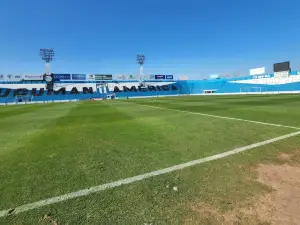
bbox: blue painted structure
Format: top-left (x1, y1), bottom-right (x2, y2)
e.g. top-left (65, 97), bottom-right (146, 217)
top-left (1, 71), bottom-right (300, 104)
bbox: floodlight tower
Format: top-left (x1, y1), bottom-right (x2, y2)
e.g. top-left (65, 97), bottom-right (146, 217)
top-left (137, 54), bottom-right (145, 76)
top-left (40, 48), bottom-right (55, 75)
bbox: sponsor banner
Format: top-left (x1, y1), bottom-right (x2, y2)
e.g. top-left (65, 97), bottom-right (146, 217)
top-left (72, 74), bottom-right (86, 80)
top-left (166, 75), bottom-right (174, 80)
top-left (250, 67), bottom-right (265, 75)
top-left (87, 74), bottom-right (95, 80)
top-left (179, 76), bottom-right (188, 80)
top-left (155, 75), bottom-right (165, 79)
top-left (95, 74), bottom-right (113, 80)
top-left (6, 74), bottom-right (23, 81)
top-left (115, 74), bottom-right (126, 80)
top-left (128, 74), bottom-right (136, 79)
top-left (53, 74), bottom-right (71, 80)
top-left (115, 74), bottom-right (139, 80)
top-left (140, 75), bottom-right (151, 80)
top-left (23, 75), bottom-right (43, 81)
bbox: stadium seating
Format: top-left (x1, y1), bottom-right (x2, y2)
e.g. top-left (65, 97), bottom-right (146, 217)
top-left (1, 72), bottom-right (300, 104)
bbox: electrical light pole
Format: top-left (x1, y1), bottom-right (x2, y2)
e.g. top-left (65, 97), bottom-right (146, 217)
top-left (40, 48), bottom-right (55, 75)
top-left (136, 54), bottom-right (145, 76)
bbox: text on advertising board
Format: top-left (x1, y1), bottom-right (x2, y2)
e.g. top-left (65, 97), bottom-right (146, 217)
top-left (88, 74), bottom-right (95, 80)
top-left (166, 75), bottom-right (174, 79)
top-left (6, 75), bottom-right (22, 80)
top-left (53, 74), bottom-right (71, 80)
top-left (95, 74), bottom-right (113, 80)
top-left (24, 75), bottom-right (43, 80)
top-left (72, 74), bottom-right (86, 80)
top-left (155, 75), bottom-right (165, 79)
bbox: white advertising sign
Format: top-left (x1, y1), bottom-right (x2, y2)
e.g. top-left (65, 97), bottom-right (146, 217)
top-left (115, 75), bottom-right (126, 80)
top-left (250, 67), bottom-right (265, 75)
top-left (23, 75), bottom-right (43, 80)
top-left (140, 75), bottom-right (151, 80)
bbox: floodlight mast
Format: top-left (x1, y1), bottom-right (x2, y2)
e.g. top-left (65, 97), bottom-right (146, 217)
top-left (136, 54), bottom-right (145, 76)
top-left (40, 48), bottom-right (55, 75)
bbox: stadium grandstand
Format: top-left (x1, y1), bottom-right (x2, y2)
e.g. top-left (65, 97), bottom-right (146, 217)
top-left (0, 61), bottom-right (300, 105)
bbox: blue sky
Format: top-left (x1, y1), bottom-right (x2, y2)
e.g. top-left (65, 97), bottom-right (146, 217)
top-left (0, 0), bottom-right (299, 79)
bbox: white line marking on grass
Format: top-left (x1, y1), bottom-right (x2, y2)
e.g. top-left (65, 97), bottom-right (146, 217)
top-left (121, 101), bottom-right (300, 130)
top-left (1, 131), bottom-right (300, 218)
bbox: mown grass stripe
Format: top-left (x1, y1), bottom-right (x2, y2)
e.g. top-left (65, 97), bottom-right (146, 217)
top-left (1, 131), bottom-right (300, 218)
top-left (122, 101), bottom-right (300, 130)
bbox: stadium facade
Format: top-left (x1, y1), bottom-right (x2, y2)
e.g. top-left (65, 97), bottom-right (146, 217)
top-left (0, 70), bottom-right (300, 105)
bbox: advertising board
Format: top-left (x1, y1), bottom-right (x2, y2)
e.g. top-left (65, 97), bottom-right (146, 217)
top-left (53, 74), bottom-right (71, 80)
top-left (250, 67), bottom-right (265, 75)
top-left (94, 74), bottom-right (113, 80)
top-left (128, 74), bottom-right (136, 80)
top-left (23, 75), bottom-right (43, 80)
top-left (87, 74), bottom-right (95, 80)
top-left (6, 74), bottom-right (23, 81)
top-left (72, 74), bottom-right (86, 80)
top-left (155, 75), bottom-right (165, 79)
top-left (140, 75), bottom-right (151, 80)
top-left (115, 75), bottom-right (126, 80)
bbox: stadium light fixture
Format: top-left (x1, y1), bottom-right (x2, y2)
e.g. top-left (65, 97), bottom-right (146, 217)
top-left (40, 48), bottom-right (55, 75)
top-left (136, 54), bottom-right (145, 76)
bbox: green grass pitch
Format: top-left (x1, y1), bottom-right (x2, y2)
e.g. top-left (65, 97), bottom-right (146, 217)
top-left (1, 94), bottom-right (300, 224)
